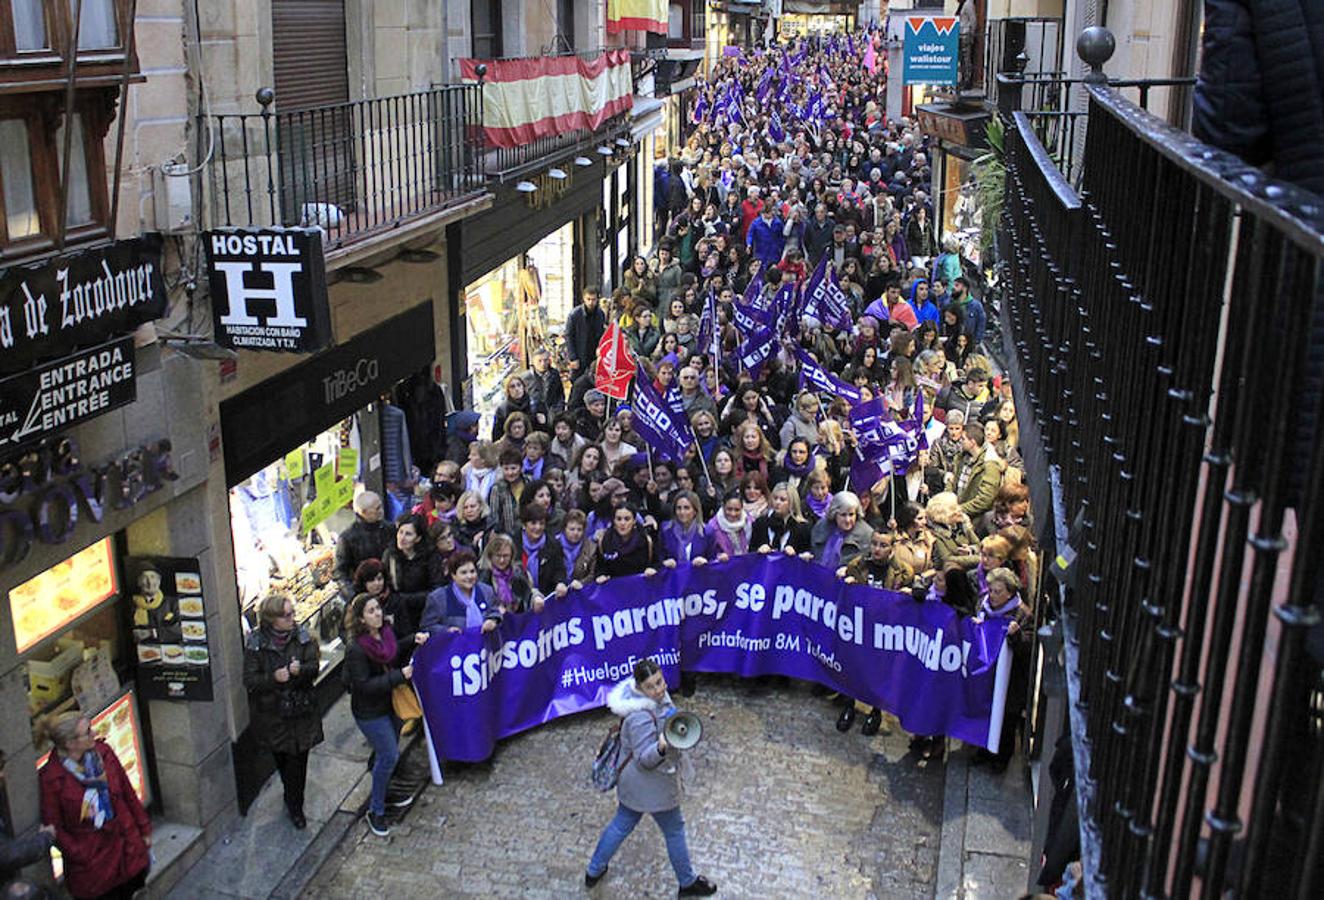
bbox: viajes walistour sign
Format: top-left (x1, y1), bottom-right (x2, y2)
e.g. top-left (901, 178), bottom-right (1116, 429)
top-left (0, 337), bottom-right (137, 451)
top-left (414, 554), bottom-right (1011, 762)
top-left (0, 236), bottom-right (167, 376)
top-left (206, 228), bottom-right (332, 353)
top-left (903, 17), bottom-right (960, 86)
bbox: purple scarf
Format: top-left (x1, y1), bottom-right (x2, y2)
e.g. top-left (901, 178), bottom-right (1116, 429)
top-left (522, 533), bottom-right (545, 586)
top-left (782, 449), bottom-right (818, 480)
top-left (820, 527), bottom-right (847, 569)
top-left (558, 533), bottom-right (583, 573)
top-left (806, 492), bottom-right (831, 519)
top-left (490, 566), bottom-right (517, 609)
top-left (356, 627), bottom-right (397, 666)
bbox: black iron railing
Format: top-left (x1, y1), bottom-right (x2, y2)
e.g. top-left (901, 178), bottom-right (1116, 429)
top-left (983, 16), bottom-right (1063, 108)
top-left (1002, 79), bottom-right (1324, 896)
top-left (204, 84), bottom-right (485, 250)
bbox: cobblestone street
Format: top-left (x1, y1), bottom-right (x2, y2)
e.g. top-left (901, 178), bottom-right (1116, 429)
top-left (304, 676), bottom-right (950, 898)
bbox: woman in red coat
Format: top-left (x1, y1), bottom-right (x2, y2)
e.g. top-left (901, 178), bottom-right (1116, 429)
top-left (38, 712), bottom-right (151, 899)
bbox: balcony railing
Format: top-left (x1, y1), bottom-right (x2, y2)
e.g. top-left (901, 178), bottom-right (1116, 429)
top-left (204, 84), bottom-right (485, 251)
top-left (1001, 76), bottom-right (1324, 898)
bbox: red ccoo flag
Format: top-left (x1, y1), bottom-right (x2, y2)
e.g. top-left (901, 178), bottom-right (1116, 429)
top-left (594, 323), bottom-right (636, 399)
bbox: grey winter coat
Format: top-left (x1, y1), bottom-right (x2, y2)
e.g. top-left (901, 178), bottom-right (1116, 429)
top-left (607, 678), bottom-right (686, 813)
top-left (779, 409), bottom-right (820, 449)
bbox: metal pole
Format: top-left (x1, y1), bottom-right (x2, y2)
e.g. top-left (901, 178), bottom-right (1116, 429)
top-left (107, 0), bottom-right (140, 241)
top-left (56, 0), bottom-right (87, 249)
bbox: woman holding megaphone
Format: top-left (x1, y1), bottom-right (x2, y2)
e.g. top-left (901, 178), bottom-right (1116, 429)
top-left (584, 660), bottom-right (717, 896)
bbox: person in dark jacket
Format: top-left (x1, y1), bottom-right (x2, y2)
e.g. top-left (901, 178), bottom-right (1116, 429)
top-left (1192, 0), bottom-right (1324, 199)
top-left (526, 346), bottom-right (566, 421)
top-left (512, 504), bottom-right (568, 603)
top-left (490, 374), bottom-right (544, 442)
top-left (242, 592), bottom-right (323, 829)
top-left (381, 513), bottom-right (447, 632)
top-left (335, 492), bottom-right (396, 599)
top-left (564, 287), bottom-right (607, 377)
top-left (37, 714), bottom-right (151, 900)
top-left (803, 203), bottom-right (836, 267)
top-left (353, 558), bottom-right (417, 643)
top-left (344, 592), bottom-right (422, 836)
top-left (750, 483), bottom-right (814, 556)
top-left (478, 534), bottom-right (536, 614)
top-left (594, 506), bottom-right (656, 580)
top-left (444, 410), bottom-right (481, 465)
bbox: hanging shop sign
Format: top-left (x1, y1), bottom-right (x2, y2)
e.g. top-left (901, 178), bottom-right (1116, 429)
top-left (125, 555), bottom-right (213, 701)
top-left (0, 236), bottom-right (167, 377)
top-left (916, 104), bottom-right (991, 150)
top-left (206, 228), bottom-right (333, 353)
top-left (0, 435), bottom-right (179, 570)
top-left (903, 17), bottom-right (960, 86)
top-left (0, 336), bottom-right (137, 453)
top-left (220, 301), bottom-right (434, 486)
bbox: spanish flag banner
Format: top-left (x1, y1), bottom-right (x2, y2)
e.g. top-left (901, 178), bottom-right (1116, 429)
top-left (606, 0), bottom-right (667, 35)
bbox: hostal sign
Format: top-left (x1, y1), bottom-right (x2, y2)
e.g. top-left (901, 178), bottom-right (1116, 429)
top-left (207, 228), bottom-right (333, 353)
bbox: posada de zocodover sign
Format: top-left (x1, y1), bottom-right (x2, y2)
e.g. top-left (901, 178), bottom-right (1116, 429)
top-left (0, 235), bottom-right (167, 377)
top-left (413, 555), bottom-right (1013, 762)
top-left (206, 228), bottom-right (332, 353)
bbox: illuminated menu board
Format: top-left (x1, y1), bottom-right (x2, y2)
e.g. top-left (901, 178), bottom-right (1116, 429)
top-left (9, 538), bottom-right (118, 654)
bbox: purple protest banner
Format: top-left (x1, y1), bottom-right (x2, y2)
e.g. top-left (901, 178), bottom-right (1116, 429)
top-left (412, 555), bottom-right (1010, 763)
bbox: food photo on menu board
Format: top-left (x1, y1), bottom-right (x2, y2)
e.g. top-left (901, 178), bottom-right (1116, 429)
top-left (125, 557), bottom-right (213, 701)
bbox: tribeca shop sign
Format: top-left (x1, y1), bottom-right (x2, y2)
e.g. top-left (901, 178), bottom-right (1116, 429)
top-left (0, 235), bottom-right (167, 377)
top-left (206, 228), bottom-right (332, 353)
top-left (0, 434), bottom-right (178, 570)
top-left (0, 336), bottom-right (137, 452)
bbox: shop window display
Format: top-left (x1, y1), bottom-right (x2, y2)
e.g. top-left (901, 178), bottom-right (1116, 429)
top-left (229, 418), bottom-right (364, 680)
top-left (465, 223), bottom-right (576, 436)
top-left (10, 539), bottom-right (151, 840)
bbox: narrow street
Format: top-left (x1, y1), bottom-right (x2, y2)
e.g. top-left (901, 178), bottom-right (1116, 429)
top-left (305, 677), bottom-right (957, 898)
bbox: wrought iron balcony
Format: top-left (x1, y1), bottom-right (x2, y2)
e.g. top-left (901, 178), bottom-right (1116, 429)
top-left (1000, 29), bottom-right (1324, 900)
top-left (202, 83), bottom-right (486, 252)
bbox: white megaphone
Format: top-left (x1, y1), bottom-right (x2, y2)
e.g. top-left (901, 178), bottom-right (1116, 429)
top-left (663, 711), bottom-right (703, 750)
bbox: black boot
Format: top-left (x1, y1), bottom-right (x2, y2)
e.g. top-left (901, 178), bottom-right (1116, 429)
top-left (836, 705), bottom-right (856, 732)
top-left (860, 708), bottom-right (882, 736)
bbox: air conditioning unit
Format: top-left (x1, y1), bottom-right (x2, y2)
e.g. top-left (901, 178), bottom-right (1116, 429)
top-left (152, 162), bottom-right (194, 234)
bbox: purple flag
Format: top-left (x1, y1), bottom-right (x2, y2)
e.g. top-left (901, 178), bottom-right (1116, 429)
top-left (743, 270), bottom-right (768, 312)
top-left (850, 392), bottom-right (929, 486)
top-left (412, 555), bottom-right (1012, 763)
top-left (631, 363), bottom-right (694, 464)
top-left (795, 346), bottom-right (863, 404)
top-left (731, 297), bottom-right (771, 337)
top-left (738, 325), bottom-right (776, 377)
top-left (768, 109), bottom-right (785, 143)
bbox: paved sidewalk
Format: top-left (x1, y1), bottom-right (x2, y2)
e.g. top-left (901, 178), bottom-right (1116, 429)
top-left (935, 745), bottom-right (1035, 898)
top-left (154, 696), bottom-right (384, 900)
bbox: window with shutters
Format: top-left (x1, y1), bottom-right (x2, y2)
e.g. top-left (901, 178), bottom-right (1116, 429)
top-left (471, 0), bottom-right (502, 59)
top-left (0, 94), bottom-right (111, 256)
top-left (271, 0), bottom-right (355, 223)
top-left (0, 0), bottom-right (138, 87)
top-left (0, 0), bottom-right (136, 257)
